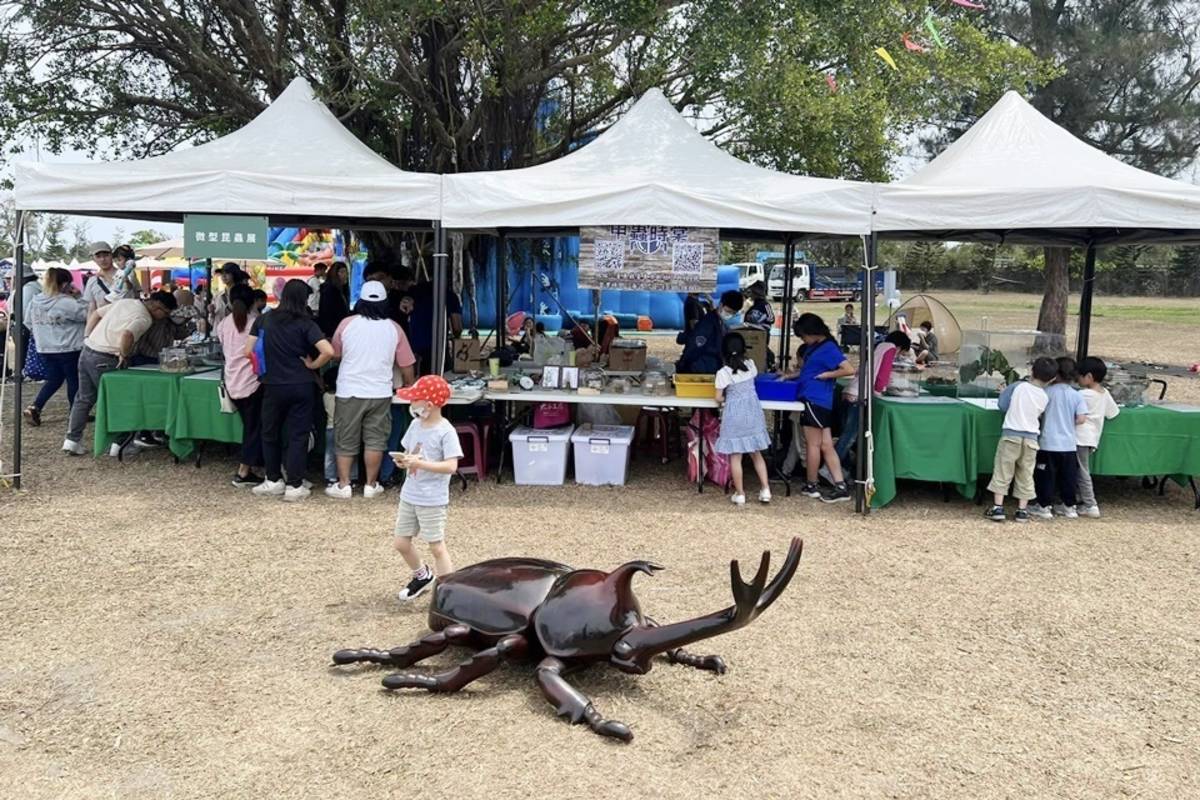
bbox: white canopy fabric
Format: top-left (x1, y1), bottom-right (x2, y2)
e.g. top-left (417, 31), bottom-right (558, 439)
top-left (15, 78), bottom-right (440, 226)
top-left (441, 88), bottom-right (874, 236)
top-left (874, 91), bottom-right (1200, 245)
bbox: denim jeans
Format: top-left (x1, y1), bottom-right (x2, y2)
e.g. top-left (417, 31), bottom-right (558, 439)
top-left (835, 402), bottom-right (861, 464)
top-left (34, 350), bottom-right (81, 411)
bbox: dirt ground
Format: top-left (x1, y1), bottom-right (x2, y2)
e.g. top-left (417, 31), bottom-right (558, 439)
top-left (1, 291), bottom-right (1198, 799)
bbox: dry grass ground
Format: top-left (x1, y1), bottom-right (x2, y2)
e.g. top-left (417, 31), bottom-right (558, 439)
top-left (1, 291), bottom-right (1197, 799)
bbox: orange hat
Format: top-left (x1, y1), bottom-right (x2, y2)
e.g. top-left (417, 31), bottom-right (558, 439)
top-left (396, 375), bottom-right (452, 407)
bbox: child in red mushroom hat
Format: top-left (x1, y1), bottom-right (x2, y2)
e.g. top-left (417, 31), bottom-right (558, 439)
top-left (391, 375), bottom-right (463, 602)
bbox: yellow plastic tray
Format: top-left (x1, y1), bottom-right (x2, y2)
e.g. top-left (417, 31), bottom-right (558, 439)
top-left (674, 373), bottom-right (717, 398)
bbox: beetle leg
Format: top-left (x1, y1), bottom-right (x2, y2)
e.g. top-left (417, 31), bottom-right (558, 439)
top-left (535, 657), bottom-right (632, 742)
top-left (333, 623), bottom-right (472, 667)
top-left (382, 634), bottom-right (527, 693)
top-left (645, 616), bottom-right (726, 674)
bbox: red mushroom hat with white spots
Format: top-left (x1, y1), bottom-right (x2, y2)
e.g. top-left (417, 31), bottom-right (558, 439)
top-left (395, 375), bottom-right (452, 407)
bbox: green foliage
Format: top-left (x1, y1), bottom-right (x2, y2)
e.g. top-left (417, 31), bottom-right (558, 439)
top-left (127, 229), bottom-right (170, 248)
top-left (959, 346), bottom-right (1019, 386)
top-left (899, 241), bottom-right (945, 291)
top-left (0, 0), bottom-right (1050, 183)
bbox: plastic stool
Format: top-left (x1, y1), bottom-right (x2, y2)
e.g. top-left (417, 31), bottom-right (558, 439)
top-left (454, 422), bottom-right (488, 481)
top-left (635, 407), bottom-right (681, 464)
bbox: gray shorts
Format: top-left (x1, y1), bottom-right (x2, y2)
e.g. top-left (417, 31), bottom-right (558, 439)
top-left (334, 396), bottom-right (392, 456)
top-left (394, 500), bottom-right (448, 543)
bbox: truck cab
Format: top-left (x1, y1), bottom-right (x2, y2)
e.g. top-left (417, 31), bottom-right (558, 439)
top-left (767, 262), bottom-right (810, 300)
top-left (732, 262), bottom-right (766, 291)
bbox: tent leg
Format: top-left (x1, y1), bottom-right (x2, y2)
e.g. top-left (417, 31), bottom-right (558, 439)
top-left (10, 212), bottom-right (28, 489)
top-left (497, 232), bottom-right (508, 345)
top-left (1075, 242), bottom-right (1097, 363)
top-left (431, 223), bottom-right (450, 376)
top-left (856, 234), bottom-right (877, 514)
top-left (780, 237), bottom-right (795, 372)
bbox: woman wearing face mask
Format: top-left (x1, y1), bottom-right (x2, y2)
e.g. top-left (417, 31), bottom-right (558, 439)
top-left (675, 290), bottom-right (745, 375)
top-left (246, 280), bottom-right (336, 502)
top-left (323, 280), bottom-right (417, 500)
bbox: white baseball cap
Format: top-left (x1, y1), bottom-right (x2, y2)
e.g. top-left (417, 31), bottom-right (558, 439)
top-left (359, 280), bottom-right (387, 302)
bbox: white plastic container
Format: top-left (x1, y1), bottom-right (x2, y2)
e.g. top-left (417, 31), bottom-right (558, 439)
top-left (570, 424), bottom-right (636, 486)
top-left (509, 425), bottom-right (575, 485)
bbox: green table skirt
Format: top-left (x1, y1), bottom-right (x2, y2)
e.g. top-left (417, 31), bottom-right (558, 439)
top-left (169, 373), bottom-right (244, 459)
top-left (872, 398), bottom-right (1200, 508)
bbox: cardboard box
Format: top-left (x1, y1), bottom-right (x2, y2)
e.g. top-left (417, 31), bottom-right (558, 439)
top-left (606, 340), bottom-right (647, 373)
top-left (452, 336), bottom-right (484, 373)
top-left (733, 327), bottom-right (769, 372)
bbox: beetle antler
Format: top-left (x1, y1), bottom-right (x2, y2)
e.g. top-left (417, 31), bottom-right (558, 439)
top-left (610, 538), bottom-right (803, 674)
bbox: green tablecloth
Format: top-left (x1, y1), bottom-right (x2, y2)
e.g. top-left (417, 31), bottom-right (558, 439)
top-left (169, 372), bottom-right (244, 459)
top-left (871, 397), bottom-right (1200, 508)
top-left (94, 366), bottom-right (231, 460)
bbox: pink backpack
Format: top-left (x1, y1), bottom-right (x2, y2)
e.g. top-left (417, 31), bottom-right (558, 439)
top-left (686, 410), bottom-right (731, 489)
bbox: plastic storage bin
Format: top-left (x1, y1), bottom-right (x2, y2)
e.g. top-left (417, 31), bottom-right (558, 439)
top-left (571, 424), bottom-right (636, 486)
top-left (754, 375), bottom-right (800, 402)
top-left (675, 374), bottom-right (717, 399)
top-left (509, 425), bottom-right (574, 485)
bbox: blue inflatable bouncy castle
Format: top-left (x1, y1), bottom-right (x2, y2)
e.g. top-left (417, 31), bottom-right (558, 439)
top-left (464, 237), bottom-right (741, 332)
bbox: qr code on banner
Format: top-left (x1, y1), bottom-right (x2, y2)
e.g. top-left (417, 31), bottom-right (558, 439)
top-left (594, 238), bottom-right (626, 272)
top-left (672, 242), bottom-right (704, 275)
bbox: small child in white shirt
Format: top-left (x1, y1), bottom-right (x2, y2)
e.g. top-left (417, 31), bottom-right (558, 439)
top-left (985, 357), bottom-right (1058, 523)
top-left (1075, 356), bottom-right (1120, 518)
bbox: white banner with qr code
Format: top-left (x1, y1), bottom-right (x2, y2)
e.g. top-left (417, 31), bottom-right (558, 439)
top-left (579, 226), bottom-right (718, 292)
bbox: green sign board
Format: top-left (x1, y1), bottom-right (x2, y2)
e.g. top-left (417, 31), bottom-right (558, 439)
top-left (183, 214), bottom-right (269, 260)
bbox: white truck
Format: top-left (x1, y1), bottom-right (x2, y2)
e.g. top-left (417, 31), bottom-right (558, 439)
top-left (733, 261), bottom-right (767, 291)
top-left (767, 261), bottom-right (811, 300)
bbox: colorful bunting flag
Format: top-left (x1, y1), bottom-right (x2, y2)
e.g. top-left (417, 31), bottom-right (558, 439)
top-left (951, 0), bottom-right (986, 8)
top-left (875, 47), bottom-right (898, 71)
top-left (902, 33), bottom-right (926, 53)
top-left (825, 73), bottom-right (839, 93)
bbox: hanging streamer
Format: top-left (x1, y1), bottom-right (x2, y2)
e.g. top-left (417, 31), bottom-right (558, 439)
top-left (924, 13), bottom-right (947, 49)
top-left (875, 47), bottom-right (898, 70)
top-left (902, 33), bottom-right (926, 53)
top-left (825, 73), bottom-right (839, 93)
top-left (950, 0), bottom-right (986, 8)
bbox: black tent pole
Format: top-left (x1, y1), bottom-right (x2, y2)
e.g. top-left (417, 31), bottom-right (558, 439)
top-left (780, 237), bottom-right (795, 372)
top-left (11, 211), bottom-right (27, 489)
top-left (497, 231), bottom-right (508, 344)
top-left (431, 222), bottom-right (449, 376)
top-left (1075, 241), bottom-right (1097, 363)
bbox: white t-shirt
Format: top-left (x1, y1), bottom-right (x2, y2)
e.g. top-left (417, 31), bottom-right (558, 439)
top-left (84, 299), bottom-right (152, 355)
top-left (1077, 387), bottom-right (1120, 448)
top-left (715, 360), bottom-right (758, 390)
top-left (1002, 381), bottom-right (1048, 436)
top-left (331, 316), bottom-right (416, 399)
top-left (400, 418), bottom-right (464, 507)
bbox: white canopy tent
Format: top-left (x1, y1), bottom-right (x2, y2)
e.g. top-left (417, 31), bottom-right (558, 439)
top-left (873, 90), bottom-right (1200, 246)
top-left (15, 78), bottom-right (442, 228)
top-left (442, 88), bottom-right (874, 237)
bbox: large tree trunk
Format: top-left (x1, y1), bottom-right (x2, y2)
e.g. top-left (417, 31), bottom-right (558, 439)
top-left (1036, 247), bottom-right (1070, 335)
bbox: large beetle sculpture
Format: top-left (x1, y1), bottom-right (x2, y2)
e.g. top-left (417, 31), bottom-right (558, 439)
top-left (334, 537), bottom-right (802, 742)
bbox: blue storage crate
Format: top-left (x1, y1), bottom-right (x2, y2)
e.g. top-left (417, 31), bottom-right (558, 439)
top-left (754, 374), bottom-right (800, 402)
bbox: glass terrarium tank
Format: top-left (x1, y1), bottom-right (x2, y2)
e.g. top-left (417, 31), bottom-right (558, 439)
top-left (1106, 364), bottom-right (1149, 407)
top-left (885, 363), bottom-right (922, 397)
top-left (920, 360), bottom-right (960, 397)
top-left (957, 329), bottom-right (1066, 398)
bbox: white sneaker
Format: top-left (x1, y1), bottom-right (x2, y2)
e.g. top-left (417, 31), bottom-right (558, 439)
top-left (252, 479), bottom-right (286, 496)
top-left (363, 483), bottom-right (386, 499)
top-left (1055, 504), bottom-right (1079, 519)
top-left (109, 442), bottom-right (125, 458)
top-left (730, 493), bottom-right (746, 506)
top-left (283, 485), bottom-right (311, 502)
top-left (324, 483), bottom-right (352, 500)
top-left (62, 438), bottom-right (87, 456)
top-left (1026, 503), bottom-right (1053, 520)
top-left (1079, 505), bottom-right (1101, 519)
top-left (759, 489), bottom-right (772, 504)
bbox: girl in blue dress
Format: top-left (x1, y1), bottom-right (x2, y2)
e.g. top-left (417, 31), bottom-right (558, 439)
top-left (715, 333), bottom-right (772, 505)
